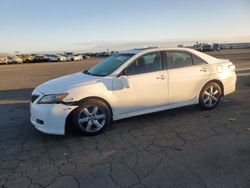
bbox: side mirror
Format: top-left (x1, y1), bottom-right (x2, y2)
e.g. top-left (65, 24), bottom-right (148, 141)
top-left (119, 75), bottom-right (130, 88)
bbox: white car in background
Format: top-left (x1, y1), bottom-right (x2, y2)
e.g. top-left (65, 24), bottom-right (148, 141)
top-left (63, 52), bottom-right (79, 61)
top-left (47, 54), bottom-right (67, 62)
top-left (73, 54), bottom-right (83, 61)
top-left (31, 48), bottom-right (236, 136)
top-left (0, 56), bottom-right (7, 64)
top-left (61, 54), bottom-right (72, 61)
top-left (47, 54), bottom-right (60, 62)
top-left (57, 54), bottom-right (67, 62)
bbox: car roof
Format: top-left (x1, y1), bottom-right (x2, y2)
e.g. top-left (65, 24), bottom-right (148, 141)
top-left (121, 47), bottom-right (200, 54)
top-left (120, 47), bottom-right (220, 63)
top-left (120, 47), bottom-right (158, 54)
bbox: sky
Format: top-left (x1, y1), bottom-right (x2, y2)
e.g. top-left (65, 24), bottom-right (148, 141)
top-left (0, 0), bottom-right (250, 53)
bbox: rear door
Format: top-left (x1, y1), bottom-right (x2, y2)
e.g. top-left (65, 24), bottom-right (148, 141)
top-left (166, 51), bottom-right (210, 104)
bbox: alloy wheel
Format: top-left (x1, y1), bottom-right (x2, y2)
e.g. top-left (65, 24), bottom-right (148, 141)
top-left (203, 85), bottom-right (220, 108)
top-left (78, 106), bottom-right (106, 133)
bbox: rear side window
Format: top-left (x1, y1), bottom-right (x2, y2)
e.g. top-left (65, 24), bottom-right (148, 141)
top-left (192, 55), bottom-right (207, 65)
top-left (166, 52), bottom-right (193, 69)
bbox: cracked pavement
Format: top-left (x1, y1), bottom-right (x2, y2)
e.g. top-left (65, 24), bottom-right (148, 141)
top-left (0, 50), bottom-right (250, 188)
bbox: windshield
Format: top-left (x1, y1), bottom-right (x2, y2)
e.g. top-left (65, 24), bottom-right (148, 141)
top-left (85, 53), bottom-right (134, 76)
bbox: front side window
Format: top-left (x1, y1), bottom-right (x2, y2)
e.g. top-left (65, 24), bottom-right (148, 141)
top-left (125, 52), bottom-right (162, 76)
top-left (86, 53), bottom-right (133, 76)
top-left (166, 51), bottom-right (193, 69)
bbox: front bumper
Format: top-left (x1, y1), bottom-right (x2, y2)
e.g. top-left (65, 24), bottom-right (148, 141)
top-left (30, 91), bottom-right (77, 135)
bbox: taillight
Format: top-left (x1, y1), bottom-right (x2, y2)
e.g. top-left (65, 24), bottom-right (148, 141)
top-left (228, 65), bottom-right (235, 71)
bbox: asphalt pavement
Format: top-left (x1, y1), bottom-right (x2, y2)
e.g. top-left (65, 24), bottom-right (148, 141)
top-left (0, 50), bottom-right (250, 188)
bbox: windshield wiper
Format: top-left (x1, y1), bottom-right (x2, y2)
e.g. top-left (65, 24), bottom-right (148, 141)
top-left (83, 70), bottom-right (89, 74)
top-left (83, 70), bottom-right (105, 77)
top-left (83, 70), bottom-right (93, 75)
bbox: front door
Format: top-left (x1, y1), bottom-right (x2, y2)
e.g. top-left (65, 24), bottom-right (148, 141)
top-left (113, 51), bottom-right (168, 115)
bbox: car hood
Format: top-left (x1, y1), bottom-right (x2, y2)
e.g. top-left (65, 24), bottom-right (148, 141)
top-left (35, 72), bottom-right (100, 94)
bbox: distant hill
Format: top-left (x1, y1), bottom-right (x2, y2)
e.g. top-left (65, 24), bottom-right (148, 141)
top-left (0, 53), bottom-right (9, 56)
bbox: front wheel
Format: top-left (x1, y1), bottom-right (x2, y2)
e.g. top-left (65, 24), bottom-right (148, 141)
top-left (73, 99), bottom-right (111, 136)
top-left (199, 82), bottom-right (222, 110)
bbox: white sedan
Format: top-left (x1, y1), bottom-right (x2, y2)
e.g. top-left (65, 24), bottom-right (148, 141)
top-left (73, 55), bottom-right (83, 61)
top-left (30, 48), bottom-right (236, 135)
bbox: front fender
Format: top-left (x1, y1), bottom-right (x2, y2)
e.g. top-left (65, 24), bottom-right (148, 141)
top-left (63, 81), bottom-right (114, 108)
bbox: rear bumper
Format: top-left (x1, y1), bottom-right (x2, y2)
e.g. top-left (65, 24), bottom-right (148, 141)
top-left (222, 72), bottom-right (237, 95)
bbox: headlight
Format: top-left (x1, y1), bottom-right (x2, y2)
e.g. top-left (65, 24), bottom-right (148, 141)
top-left (39, 93), bottom-right (68, 104)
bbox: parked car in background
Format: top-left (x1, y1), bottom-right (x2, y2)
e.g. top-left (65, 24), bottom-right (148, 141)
top-left (0, 56), bottom-right (8, 64)
top-left (56, 54), bottom-right (67, 62)
top-left (63, 54), bottom-right (72, 61)
top-left (83, 54), bottom-right (90, 59)
top-left (63, 53), bottom-right (83, 61)
top-left (212, 43), bottom-right (221, 51)
top-left (33, 55), bottom-right (49, 63)
top-left (73, 54), bottom-right (83, 61)
top-left (47, 54), bottom-right (61, 62)
top-left (58, 54), bottom-right (70, 61)
top-left (30, 47), bottom-right (236, 136)
top-left (96, 52), bottom-right (110, 57)
top-left (194, 43), bottom-right (212, 52)
top-left (6, 56), bottom-right (23, 64)
top-left (47, 54), bottom-right (67, 62)
top-left (64, 52), bottom-right (75, 61)
top-left (18, 54), bottom-right (35, 63)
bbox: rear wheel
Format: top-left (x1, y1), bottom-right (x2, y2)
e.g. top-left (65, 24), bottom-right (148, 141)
top-left (73, 99), bottom-right (111, 136)
top-left (199, 82), bottom-right (222, 110)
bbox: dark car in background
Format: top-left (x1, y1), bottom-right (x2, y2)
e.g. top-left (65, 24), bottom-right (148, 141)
top-left (6, 56), bottom-right (23, 64)
top-left (194, 43), bottom-right (212, 52)
top-left (33, 55), bottom-right (49, 63)
top-left (212, 43), bottom-right (221, 51)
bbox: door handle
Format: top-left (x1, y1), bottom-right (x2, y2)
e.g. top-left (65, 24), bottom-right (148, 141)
top-left (156, 75), bottom-right (165, 80)
top-left (200, 68), bottom-right (207, 72)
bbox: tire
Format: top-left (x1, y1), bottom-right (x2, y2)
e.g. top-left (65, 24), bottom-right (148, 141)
top-left (199, 82), bottom-right (222, 110)
top-left (73, 99), bottom-right (111, 136)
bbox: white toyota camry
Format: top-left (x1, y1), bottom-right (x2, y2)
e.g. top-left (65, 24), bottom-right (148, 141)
top-left (30, 48), bottom-right (236, 136)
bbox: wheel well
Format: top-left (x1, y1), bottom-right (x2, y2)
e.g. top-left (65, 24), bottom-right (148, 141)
top-left (79, 97), bottom-right (113, 119)
top-left (65, 96), bottom-right (113, 135)
top-left (204, 79), bottom-right (224, 96)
